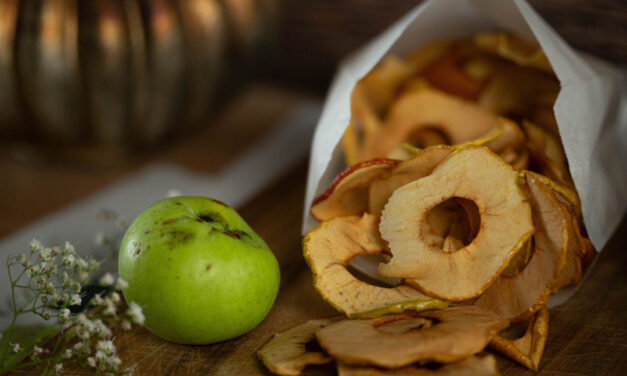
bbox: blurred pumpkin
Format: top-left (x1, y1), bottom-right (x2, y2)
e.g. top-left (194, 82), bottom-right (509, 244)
top-left (0, 0), bottom-right (277, 151)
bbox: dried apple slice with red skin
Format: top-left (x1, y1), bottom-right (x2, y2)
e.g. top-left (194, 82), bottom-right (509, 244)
top-left (474, 172), bottom-right (568, 322)
top-left (316, 306), bottom-right (509, 368)
top-left (310, 158), bottom-right (400, 222)
top-left (369, 87), bottom-right (498, 161)
top-left (369, 146), bottom-right (454, 216)
top-left (424, 46), bottom-right (484, 100)
top-left (257, 317), bottom-right (342, 375)
top-left (303, 213), bottom-right (440, 317)
top-left (337, 355), bottom-right (500, 376)
top-left (489, 306), bottom-right (549, 371)
top-left (379, 147), bottom-right (534, 301)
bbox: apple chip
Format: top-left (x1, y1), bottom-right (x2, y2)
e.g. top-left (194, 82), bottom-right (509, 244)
top-left (337, 355), bottom-right (499, 376)
top-left (257, 317), bottom-right (341, 375)
top-left (367, 87), bottom-right (498, 161)
top-left (473, 32), bottom-right (553, 73)
top-left (316, 306), bottom-right (509, 368)
top-left (550, 199), bottom-right (589, 292)
top-left (523, 120), bottom-right (572, 187)
top-left (310, 159), bottom-right (400, 221)
top-left (474, 172), bottom-right (568, 322)
top-left (369, 146), bottom-right (454, 216)
top-left (379, 147), bottom-right (534, 301)
top-left (303, 214), bottom-right (443, 317)
top-left (355, 56), bottom-right (415, 115)
top-left (424, 46), bottom-right (484, 100)
top-left (489, 306), bottom-right (549, 371)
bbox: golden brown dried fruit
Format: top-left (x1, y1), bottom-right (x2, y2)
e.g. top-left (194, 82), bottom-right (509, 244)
top-left (369, 146), bottom-right (454, 216)
top-left (424, 46), bottom-right (484, 100)
top-left (310, 159), bottom-right (400, 221)
top-left (379, 147), bottom-right (534, 301)
top-left (337, 355), bottom-right (500, 376)
top-left (366, 87), bottom-right (498, 161)
top-left (303, 214), bottom-right (443, 317)
top-left (473, 32), bottom-right (553, 73)
top-left (316, 306), bottom-right (509, 368)
top-left (550, 199), bottom-right (590, 292)
top-left (523, 120), bottom-right (572, 187)
top-left (474, 172), bottom-right (568, 322)
top-left (257, 317), bottom-right (341, 375)
top-left (489, 306), bottom-right (549, 371)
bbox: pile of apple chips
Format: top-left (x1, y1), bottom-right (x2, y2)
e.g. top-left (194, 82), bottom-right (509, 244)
top-left (258, 32), bottom-right (595, 375)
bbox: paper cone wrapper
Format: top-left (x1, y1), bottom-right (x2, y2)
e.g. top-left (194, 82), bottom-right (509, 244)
top-left (303, 0), bottom-right (627, 256)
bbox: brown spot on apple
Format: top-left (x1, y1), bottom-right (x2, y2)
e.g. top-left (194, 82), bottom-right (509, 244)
top-left (206, 264), bottom-right (212, 271)
top-left (162, 219), bottom-right (175, 225)
top-left (224, 230), bottom-right (247, 240)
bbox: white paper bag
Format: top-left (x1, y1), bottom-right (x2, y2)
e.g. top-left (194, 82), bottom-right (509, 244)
top-left (303, 0), bottom-right (627, 257)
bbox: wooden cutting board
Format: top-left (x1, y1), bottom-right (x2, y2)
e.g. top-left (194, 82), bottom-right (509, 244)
top-left (4, 85), bottom-right (626, 375)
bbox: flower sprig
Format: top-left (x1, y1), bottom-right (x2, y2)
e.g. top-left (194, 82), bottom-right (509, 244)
top-left (0, 240), bottom-right (143, 375)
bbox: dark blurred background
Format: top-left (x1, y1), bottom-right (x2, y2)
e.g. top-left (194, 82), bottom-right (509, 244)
top-left (268, 0), bottom-right (627, 91)
top-left (0, 0), bottom-right (625, 160)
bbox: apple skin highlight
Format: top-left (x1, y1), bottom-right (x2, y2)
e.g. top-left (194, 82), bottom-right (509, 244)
top-left (118, 196), bottom-right (280, 345)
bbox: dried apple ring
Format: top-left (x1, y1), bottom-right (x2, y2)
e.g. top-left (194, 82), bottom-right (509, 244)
top-left (310, 158), bottom-right (400, 221)
top-left (316, 306), bottom-right (509, 368)
top-left (257, 317), bottom-right (342, 375)
top-left (379, 147), bottom-right (534, 301)
top-left (489, 306), bottom-right (549, 371)
top-left (337, 355), bottom-right (500, 376)
top-left (303, 213), bottom-right (445, 317)
top-left (367, 87), bottom-right (498, 161)
top-left (474, 172), bottom-right (568, 322)
top-left (473, 32), bottom-right (553, 73)
top-left (369, 146), bottom-right (454, 216)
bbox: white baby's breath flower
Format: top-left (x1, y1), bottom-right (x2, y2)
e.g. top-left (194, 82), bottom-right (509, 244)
top-left (54, 363), bottom-right (63, 374)
top-left (96, 340), bottom-right (116, 355)
top-left (76, 313), bottom-right (88, 323)
top-left (72, 281), bottom-right (82, 293)
top-left (99, 273), bottom-right (115, 286)
top-left (75, 258), bottom-right (88, 272)
top-left (86, 356), bottom-right (97, 368)
top-left (63, 254), bottom-right (75, 267)
top-left (127, 302), bottom-right (145, 325)
top-left (30, 238), bottom-right (44, 252)
top-left (39, 247), bottom-right (52, 261)
top-left (17, 254), bottom-right (27, 265)
top-left (31, 346), bottom-right (43, 359)
top-left (110, 292), bottom-right (121, 304)
top-left (42, 311), bottom-right (51, 320)
top-left (51, 246), bottom-right (61, 257)
top-left (103, 298), bottom-right (117, 316)
top-left (115, 277), bottom-right (129, 290)
top-left (11, 342), bottom-right (21, 353)
top-left (95, 350), bottom-right (107, 361)
top-left (92, 294), bottom-right (104, 306)
top-left (70, 293), bottom-right (82, 306)
top-left (94, 232), bottom-right (106, 246)
top-left (58, 308), bottom-right (70, 321)
top-left (63, 241), bottom-right (75, 255)
top-left (108, 356), bottom-right (122, 369)
top-left (121, 320), bottom-right (132, 331)
top-left (94, 319), bottom-right (112, 338)
top-left (63, 348), bottom-right (73, 359)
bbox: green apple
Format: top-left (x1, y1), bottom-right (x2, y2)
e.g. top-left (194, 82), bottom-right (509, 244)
top-left (118, 196), bottom-right (280, 344)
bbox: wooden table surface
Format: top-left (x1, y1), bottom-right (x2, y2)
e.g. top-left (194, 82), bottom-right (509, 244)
top-left (2, 85), bottom-right (626, 375)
